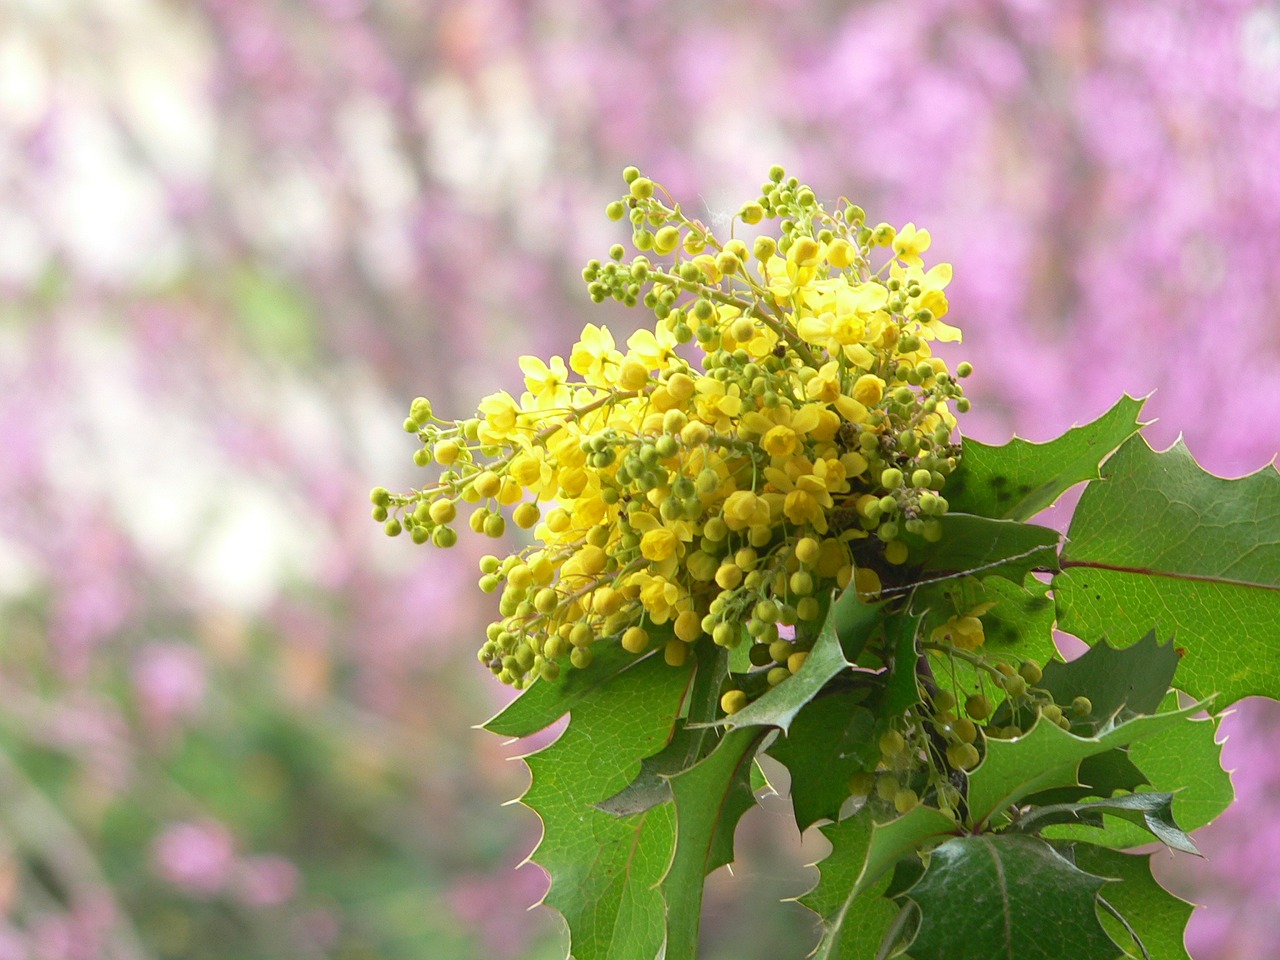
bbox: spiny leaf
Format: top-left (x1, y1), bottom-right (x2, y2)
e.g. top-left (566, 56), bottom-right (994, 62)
top-left (967, 702), bottom-right (1203, 829)
top-left (1038, 630), bottom-right (1179, 726)
top-left (1054, 434), bottom-right (1280, 707)
top-left (881, 610), bottom-right (925, 717)
top-left (484, 642), bottom-right (655, 738)
top-left (662, 726), bottom-right (767, 960)
top-left (854, 803), bottom-right (958, 900)
top-left (902, 834), bottom-right (1120, 960)
top-left (596, 644), bottom-right (727, 815)
top-left (909, 514), bottom-right (1061, 585)
top-left (766, 691), bottom-right (875, 832)
top-left (722, 591), bottom-right (878, 733)
top-left (1073, 846), bottom-right (1194, 960)
top-left (919, 575), bottom-right (1057, 700)
top-left (945, 394), bottom-right (1146, 520)
top-left (521, 653), bottom-right (692, 960)
top-left (1043, 693), bottom-right (1231, 850)
top-left (799, 809), bottom-right (903, 960)
top-left (1015, 792), bottom-right (1199, 856)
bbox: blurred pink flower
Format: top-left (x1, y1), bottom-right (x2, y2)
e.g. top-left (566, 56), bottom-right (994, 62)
top-left (150, 820), bottom-right (236, 898)
top-left (132, 643), bottom-right (207, 734)
top-left (232, 855), bottom-right (300, 907)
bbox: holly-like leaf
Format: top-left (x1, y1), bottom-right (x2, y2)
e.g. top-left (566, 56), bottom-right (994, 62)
top-left (520, 653), bottom-right (693, 960)
top-left (766, 691), bottom-right (875, 832)
top-left (920, 575), bottom-right (1057, 702)
top-left (1073, 846), bottom-right (1194, 960)
top-left (1042, 693), bottom-right (1231, 850)
top-left (799, 809), bottom-right (906, 960)
top-left (854, 804), bottom-right (958, 900)
top-left (967, 702), bottom-right (1202, 829)
top-left (1054, 434), bottom-right (1280, 707)
top-left (881, 610), bottom-right (925, 716)
top-left (597, 644), bottom-right (727, 815)
top-left (484, 642), bottom-right (656, 738)
top-left (945, 394), bottom-right (1146, 520)
top-left (910, 514), bottom-right (1061, 585)
top-left (662, 726), bottom-right (767, 960)
top-left (1015, 792), bottom-right (1199, 855)
top-left (902, 834), bottom-right (1120, 960)
top-left (723, 592), bottom-right (878, 733)
top-left (1038, 630), bottom-right (1179, 725)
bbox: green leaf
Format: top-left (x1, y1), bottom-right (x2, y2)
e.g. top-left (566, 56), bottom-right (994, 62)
top-left (1016, 792), bottom-right (1199, 855)
top-left (723, 592), bottom-right (878, 733)
top-left (882, 610), bottom-right (925, 717)
top-left (1055, 434), bottom-right (1280, 707)
top-left (855, 804), bottom-right (958, 900)
top-left (911, 514), bottom-right (1061, 585)
top-left (663, 727), bottom-right (767, 960)
top-left (799, 809), bottom-right (904, 960)
top-left (945, 395), bottom-right (1146, 520)
top-left (1073, 846), bottom-right (1194, 960)
top-left (596, 644), bottom-right (727, 815)
top-left (902, 835), bottom-right (1120, 960)
top-left (1038, 630), bottom-right (1179, 725)
top-left (920, 575), bottom-right (1057, 701)
top-left (830, 587), bottom-right (881, 659)
top-left (484, 642), bottom-right (656, 738)
top-left (967, 702), bottom-right (1203, 829)
top-left (1042, 693), bottom-right (1231, 850)
top-left (766, 692), bottom-right (874, 831)
top-left (521, 653), bottom-right (692, 960)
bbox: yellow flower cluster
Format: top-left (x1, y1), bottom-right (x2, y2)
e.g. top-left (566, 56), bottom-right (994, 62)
top-left (371, 166), bottom-right (974, 698)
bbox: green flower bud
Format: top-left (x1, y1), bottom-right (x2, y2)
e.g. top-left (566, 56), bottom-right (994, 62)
top-left (384, 519), bottom-right (402, 537)
top-left (721, 689), bottom-right (748, 714)
top-left (606, 200), bottom-right (626, 221)
top-left (880, 467), bottom-right (904, 489)
top-left (965, 693), bottom-right (994, 721)
top-left (1018, 659), bottom-right (1043, 685)
top-left (629, 177), bottom-right (655, 199)
top-left (1071, 696), bottom-right (1093, 717)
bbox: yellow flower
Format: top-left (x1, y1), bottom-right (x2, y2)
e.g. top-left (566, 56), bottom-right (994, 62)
top-left (852, 374), bottom-right (885, 406)
top-left (519, 355), bottom-right (572, 409)
top-left (761, 424), bottom-right (798, 459)
top-left (626, 325), bottom-right (679, 372)
top-left (722, 490), bottom-right (770, 532)
top-left (570, 324), bottom-right (622, 386)
top-left (477, 391), bottom-right (523, 444)
top-left (635, 573), bottom-right (682, 624)
top-left (694, 379), bottom-right (743, 432)
top-left (931, 615), bottom-right (984, 650)
top-left (893, 222), bottom-right (931, 266)
top-left (805, 360), bottom-right (844, 404)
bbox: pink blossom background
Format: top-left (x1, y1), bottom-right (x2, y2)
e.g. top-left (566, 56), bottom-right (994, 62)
top-left (0, 1), bottom-right (1277, 958)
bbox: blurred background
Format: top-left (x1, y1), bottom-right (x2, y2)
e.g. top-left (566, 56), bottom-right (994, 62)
top-left (1, 0), bottom-right (1278, 957)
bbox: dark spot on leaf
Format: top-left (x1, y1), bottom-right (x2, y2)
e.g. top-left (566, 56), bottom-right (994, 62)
top-left (1017, 483), bottom-right (1032, 495)
top-left (995, 489), bottom-right (1012, 503)
top-left (990, 475), bottom-right (1009, 489)
top-left (949, 476), bottom-right (967, 495)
